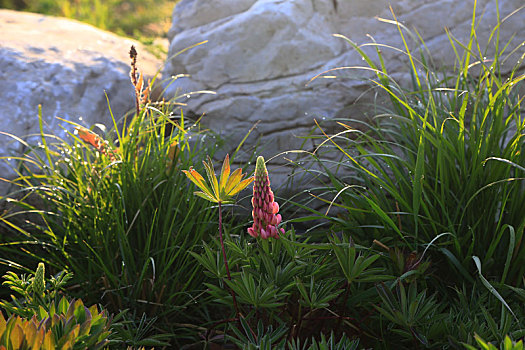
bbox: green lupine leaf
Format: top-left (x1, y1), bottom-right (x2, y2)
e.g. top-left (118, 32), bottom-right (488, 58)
top-left (182, 168), bottom-right (215, 199)
top-left (224, 168), bottom-right (244, 194)
top-left (194, 191), bottom-right (218, 203)
top-left (203, 156), bottom-right (220, 199)
top-left (185, 154), bottom-right (252, 203)
top-left (219, 154), bottom-right (231, 193)
top-left (227, 175), bottom-right (254, 196)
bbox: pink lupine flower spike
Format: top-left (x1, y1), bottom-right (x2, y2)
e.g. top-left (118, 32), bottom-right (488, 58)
top-left (248, 156), bottom-right (285, 239)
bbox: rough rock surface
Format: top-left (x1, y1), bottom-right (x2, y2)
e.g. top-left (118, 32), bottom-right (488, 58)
top-left (0, 10), bottom-right (161, 195)
top-left (164, 0), bottom-right (524, 187)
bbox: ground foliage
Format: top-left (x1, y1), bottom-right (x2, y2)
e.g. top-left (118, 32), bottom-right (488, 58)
top-left (0, 1), bottom-right (524, 349)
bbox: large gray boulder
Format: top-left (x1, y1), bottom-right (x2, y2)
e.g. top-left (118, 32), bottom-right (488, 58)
top-left (0, 10), bottom-right (161, 195)
top-left (164, 0), bottom-right (524, 187)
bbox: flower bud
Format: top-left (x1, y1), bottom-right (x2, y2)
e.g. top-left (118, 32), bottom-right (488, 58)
top-left (32, 262), bottom-right (45, 296)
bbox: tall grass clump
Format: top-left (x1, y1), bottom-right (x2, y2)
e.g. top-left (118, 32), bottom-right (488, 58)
top-left (305, 3), bottom-right (524, 285)
top-left (0, 48), bottom-right (220, 345)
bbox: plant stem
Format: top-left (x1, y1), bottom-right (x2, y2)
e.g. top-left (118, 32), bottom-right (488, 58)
top-left (335, 281), bottom-right (351, 334)
top-left (205, 317), bottom-right (239, 340)
top-left (261, 237), bottom-right (270, 255)
top-left (218, 201), bottom-right (239, 317)
top-left (294, 304), bottom-right (304, 339)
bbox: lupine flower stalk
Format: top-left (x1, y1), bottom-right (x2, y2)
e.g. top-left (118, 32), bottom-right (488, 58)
top-left (248, 156), bottom-right (285, 239)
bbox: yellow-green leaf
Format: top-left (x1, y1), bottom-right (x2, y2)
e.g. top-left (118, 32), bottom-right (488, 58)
top-left (227, 176), bottom-right (254, 196)
top-left (24, 318), bottom-right (38, 347)
top-left (203, 157), bottom-right (220, 199)
top-left (10, 323), bottom-right (24, 349)
top-left (0, 313), bottom-right (6, 335)
top-left (219, 154), bottom-right (231, 193)
top-left (30, 327), bottom-right (45, 349)
top-left (194, 191), bottom-right (217, 203)
top-left (224, 168), bottom-right (243, 194)
top-left (182, 168), bottom-right (214, 198)
top-left (31, 326), bottom-right (45, 349)
top-left (43, 329), bottom-right (54, 349)
top-left (182, 168), bottom-right (205, 189)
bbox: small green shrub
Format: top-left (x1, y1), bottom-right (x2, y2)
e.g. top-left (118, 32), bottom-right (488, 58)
top-left (287, 332), bottom-right (360, 350)
top-left (193, 229), bottom-right (383, 347)
top-left (228, 320), bottom-right (360, 350)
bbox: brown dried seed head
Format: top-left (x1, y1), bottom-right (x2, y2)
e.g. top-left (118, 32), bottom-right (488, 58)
top-left (129, 45), bottom-right (137, 60)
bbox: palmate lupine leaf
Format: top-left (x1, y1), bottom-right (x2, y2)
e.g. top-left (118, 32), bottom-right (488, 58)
top-left (182, 154), bottom-right (253, 203)
top-left (219, 155), bottom-right (230, 190)
top-left (219, 154), bottom-right (253, 198)
top-left (203, 156), bottom-right (220, 199)
top-left (225, 170), bottom-right (253, 197)
top-left (182, 167), bottom-right (216, 201)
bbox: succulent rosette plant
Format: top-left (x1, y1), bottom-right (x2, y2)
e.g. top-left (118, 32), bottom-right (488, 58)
top-left (248, 156), bottom-right (285, 239)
